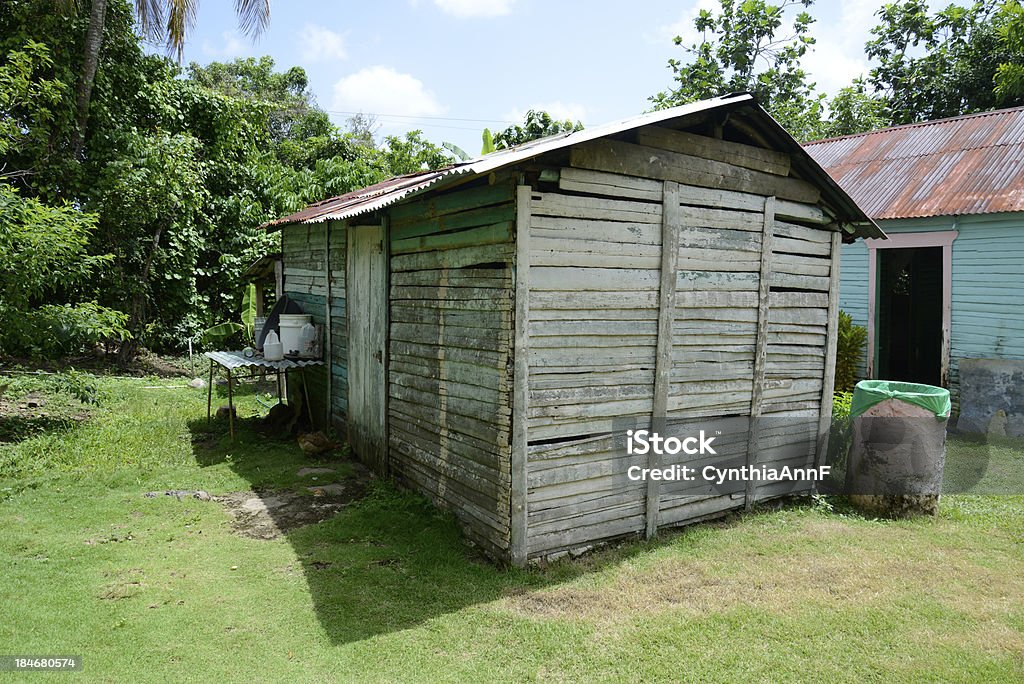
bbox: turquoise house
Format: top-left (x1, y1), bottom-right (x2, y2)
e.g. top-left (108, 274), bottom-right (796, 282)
top-left (804, 106), bottom-right (1024, 409)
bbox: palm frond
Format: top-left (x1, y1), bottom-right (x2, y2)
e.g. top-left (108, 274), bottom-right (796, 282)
top-left (234, 0), bottom-right (270, 39)
top-left (165, 0), bottom-right (198, 60)
top-left (134, 0), bottom-right (165, 42)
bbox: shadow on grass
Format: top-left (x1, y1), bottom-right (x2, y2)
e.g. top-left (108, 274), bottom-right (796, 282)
top-left (184, 408), bottom-right (676, 645)
top-left (0, 413), bottom-right (85, 444)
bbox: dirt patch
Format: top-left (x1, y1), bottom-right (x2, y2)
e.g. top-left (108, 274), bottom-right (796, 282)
top-left (216, 466), bottom-right (371, 540)
top-left (504, 519), bottom-right (1024, 630)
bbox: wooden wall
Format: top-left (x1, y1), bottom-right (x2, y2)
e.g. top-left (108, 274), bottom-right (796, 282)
top-left (281, 222), bottom-right (338, 425)
top-left (521, 125), bottom-right (841, 559)
top-left (385, 179), bottom-right (517, 559)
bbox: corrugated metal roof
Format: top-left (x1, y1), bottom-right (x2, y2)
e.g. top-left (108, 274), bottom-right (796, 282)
top-left (804, 106), bottom-right (1024, 220)
top-left (264, 93), bottom-right (881, 238)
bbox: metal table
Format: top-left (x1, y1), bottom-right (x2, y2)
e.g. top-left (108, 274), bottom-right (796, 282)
top-left (204, 351), bottom-right (325, 439)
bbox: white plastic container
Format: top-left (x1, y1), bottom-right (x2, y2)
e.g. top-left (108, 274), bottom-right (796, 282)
top-left (299, 322), bottom-right (319, 359)
top-left (263, 330), bottom-right (284, 361)
top-left (278, 314), bottom-right (312, 356)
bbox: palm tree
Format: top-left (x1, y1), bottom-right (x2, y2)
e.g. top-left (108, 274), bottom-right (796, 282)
top-left (68, 0), bottom-right (271, 157)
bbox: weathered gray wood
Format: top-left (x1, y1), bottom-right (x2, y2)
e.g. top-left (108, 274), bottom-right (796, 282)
top-left (636, 126), bottom-right (791, 176)
top-left (570, 139), bottom-right (821, 204)
top-left (531, 191), bottom-right (662, 224)
top-left (647, 180), bottom-right (681, 539)
top-left (558, 167), bottom-right (663, 201)
top-left (814, 231), bottom-right (842, 479)
top-left (391, 243), bottom-right (514, 272)
top-left (510, 184), bottom-right (531, 568)
top-left (745, 197), bottom-right (774, 510)
top-left (347, 222), bottom-right (388, 473)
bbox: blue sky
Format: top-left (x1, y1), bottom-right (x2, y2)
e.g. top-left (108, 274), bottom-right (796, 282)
top-left (167, 0), bottom-right (885, 153)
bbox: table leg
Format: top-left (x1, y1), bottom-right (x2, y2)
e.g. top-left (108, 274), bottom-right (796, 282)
top-left (301, 368), bottom-right (314, 429)
top-left (277, 369), bottom-right (283, 404)
top-left (227, 368), bottom-right (235, 440)
top-left (206, 362), bottom-right (214, 425)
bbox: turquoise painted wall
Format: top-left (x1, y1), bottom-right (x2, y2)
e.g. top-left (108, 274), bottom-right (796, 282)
top-left (838, 212), bottom-right (1024, 408)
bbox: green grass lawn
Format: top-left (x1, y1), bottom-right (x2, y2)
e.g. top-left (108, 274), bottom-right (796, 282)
top-left (1, 373), bottom-right (1022, 682)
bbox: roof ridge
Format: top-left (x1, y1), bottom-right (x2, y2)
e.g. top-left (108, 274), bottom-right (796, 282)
top-left (804, 105), bottom-right (1024, 146)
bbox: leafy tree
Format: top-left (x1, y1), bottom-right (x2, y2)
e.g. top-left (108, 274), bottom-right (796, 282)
top-left (994, 1), bottom-right (1024, 101)
top-left (0, 185), bottom-right (128, 356)
top-left (821, 78), bottom-right (889, 138)
top-left (58, 0), bottom-right (271, 157)
top-left (864, 0), bottom-right (1024, 126)
top-left (650, 0), bottom-right (827, 141)
top-left (492, 110), bottom-right (583, 149)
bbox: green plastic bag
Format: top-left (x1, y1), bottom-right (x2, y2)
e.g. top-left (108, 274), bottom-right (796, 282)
top-left (850, 380), bottom-right (951, 419)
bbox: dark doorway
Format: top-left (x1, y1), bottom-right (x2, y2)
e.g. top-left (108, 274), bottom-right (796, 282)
top-left (877, 247), bottom-right (943, 386)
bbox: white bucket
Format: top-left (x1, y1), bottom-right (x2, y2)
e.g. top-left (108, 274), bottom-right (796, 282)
top-left (279, 314), bottom-right (312, 356)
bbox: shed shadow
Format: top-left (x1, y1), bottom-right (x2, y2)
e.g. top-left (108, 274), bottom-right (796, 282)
top-left (186, 412), bottom-right (647, 645)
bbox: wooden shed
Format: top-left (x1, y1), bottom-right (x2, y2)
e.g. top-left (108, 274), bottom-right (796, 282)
top-left (265, 94), bottom-right (881, 565)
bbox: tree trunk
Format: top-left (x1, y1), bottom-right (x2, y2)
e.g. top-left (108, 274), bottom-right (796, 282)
top-left (117, 219), bottom-right (167, 366)
top-left (70, 0), bottom-right (108, 159)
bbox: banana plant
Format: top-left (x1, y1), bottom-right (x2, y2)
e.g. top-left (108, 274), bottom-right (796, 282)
top-left (202, 282), bottom-right (257, 346)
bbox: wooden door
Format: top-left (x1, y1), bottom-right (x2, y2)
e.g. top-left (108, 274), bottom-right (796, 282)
top-left (347, 223), bottom-right (388, 472)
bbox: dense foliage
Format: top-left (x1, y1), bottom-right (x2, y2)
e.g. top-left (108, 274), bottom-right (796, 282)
top-left (653, 0), bottom-right (1024, 141)
top-left (835, 311), bottom-right (868, 393)
top-left (492, 110), bottom-right (584, 150)
top-left (0, 0), bottom-right (454, 360)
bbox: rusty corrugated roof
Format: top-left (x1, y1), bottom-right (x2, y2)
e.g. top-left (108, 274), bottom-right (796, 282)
top-left (804, 106), bottom-right (1024, 220)
top-left (264, 93), bottom-right (882, 238)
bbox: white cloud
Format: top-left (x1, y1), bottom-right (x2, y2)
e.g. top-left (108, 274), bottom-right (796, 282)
top-left (331, 66), bottom-right (445, 118)
top-left (804, 0), bottom-right (877, 94)
top-left (201, 31), bottom-right (246, 59)
top-left (505, 101), bottom-right (587, 125)
top-left (298, 24), bottom-right (347, 63)
top-left (434, 0), bottom-right (514, 18)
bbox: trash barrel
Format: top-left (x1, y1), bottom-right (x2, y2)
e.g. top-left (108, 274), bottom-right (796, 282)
top-left (845, 380), bottom-right (952, 517)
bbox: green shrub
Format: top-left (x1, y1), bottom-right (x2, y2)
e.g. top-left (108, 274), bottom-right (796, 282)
top-left (835, 310), bottom-right (867, 393)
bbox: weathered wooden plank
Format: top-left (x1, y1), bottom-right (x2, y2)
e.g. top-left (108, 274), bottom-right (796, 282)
top-left (636, 126), bottom-right (791, 176)
top-left (389, 358), bottom-right (507, 392)
top-left (558, 167), bottom-right (663, 201)
top-left (390, 204), bottom-right (516, 242)
top-left (648, 180), bottom-right (680, 538)
top-left (388, 181), bottom-right (515, 226)
top-left (746, 196), bottom-right (773, 510)
top-left (531, 215), bottom-right (661, 245)
top-left (775, 199), bottom-right (830, 225)
top-left (772, 235), bottom-right (831, 257)
top-left (531, 243), bottom-right (662, 269)
top-left (531, 191), bottom-right (662, 224)
top-left (389, 397), bottom-right (509, 445)
top-left (814, 231), bottom-right (842, 479)
top-left (676, 271), bottom-right (760, 292)
top-left (391, 243), bottom-right (514, 272)
top-left (678, 226), bottom-right (762, 251)
top-left (532, 267), bottom-right (662, 292)
top-left (529, 368), bottom-right (655, 390)
top-left (773, 253), bottom-right (831, 277)
top-left (531, 290), bottom-right (659, 310)
top-left (510, 184), bottom-right (531, 568)
top-left (773, 220), bottom-right (833, 244)
top-left (390, 221), bottom-right (513, 255)
top-left (570, 139), bottom-right (821, 204)
top-left (769, 272), bottom-right (830, 291)
top-left (391, 268), bottom-right (511, 287)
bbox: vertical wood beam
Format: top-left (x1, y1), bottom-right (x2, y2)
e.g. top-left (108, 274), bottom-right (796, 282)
top-left (745, 196), bottom-right (775, 510)
top-left (381, 215), bottom-right (391, 477)
top-left (510, 185), bottom-right (532, 567)
top-left (647, 181), bottom-right (682, 539)
top-left (814, 230), bottom-right (843, 476)
top-left (325, 221), bottom-right (333, 428)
